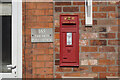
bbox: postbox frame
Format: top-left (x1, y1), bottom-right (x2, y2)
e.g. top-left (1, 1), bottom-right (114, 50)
top-left (60, 15), bottom-right (79, 67)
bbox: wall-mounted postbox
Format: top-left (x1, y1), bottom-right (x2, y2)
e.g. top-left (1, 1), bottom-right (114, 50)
top-left (60, 15), bottom-right (79, 67)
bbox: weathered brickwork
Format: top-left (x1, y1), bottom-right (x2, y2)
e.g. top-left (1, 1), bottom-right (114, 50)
top-left (22, 2), bottom-right (54, 78)
top-left (54, 1), bottom-right (120, 78)
top-left (22, 1), bottom-right (120, 79)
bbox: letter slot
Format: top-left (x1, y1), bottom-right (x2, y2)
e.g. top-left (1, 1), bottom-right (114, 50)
top-left (60, 15), bottom-right (79, 66)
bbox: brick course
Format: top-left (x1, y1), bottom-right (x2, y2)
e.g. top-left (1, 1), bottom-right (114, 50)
top-left (22, 2), bottom-right (53, 78)
top-left (54, 1), bottom-right (119, 78)
top-left (22, 1), bottom-right (120, 79)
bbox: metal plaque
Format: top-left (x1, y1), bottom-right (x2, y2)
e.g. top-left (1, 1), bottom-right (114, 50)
top-left (31, 28), bottom-right (53, 42)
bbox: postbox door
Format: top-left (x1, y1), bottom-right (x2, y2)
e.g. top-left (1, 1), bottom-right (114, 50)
top-left (60, 15), bottom-right (79, 66)
top-left (61, 32), bottom-right (77, 63)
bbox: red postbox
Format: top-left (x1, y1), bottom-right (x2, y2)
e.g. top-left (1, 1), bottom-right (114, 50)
top-left (60, 15), bottom-right (79, 66)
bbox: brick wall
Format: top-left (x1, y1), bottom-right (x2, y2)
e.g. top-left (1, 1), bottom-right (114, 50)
top-left (54, 1), bottom-right (120, 78)
top-left (22, 1), bottom-right (120, 79)
top-left (22, 2), bottom-right (54, 78)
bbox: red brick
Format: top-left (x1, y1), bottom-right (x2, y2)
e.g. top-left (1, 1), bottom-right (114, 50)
top-left (36, 43), bottom-right (51, 48)
top-left (99, 59), bottom-right (115, 65)
top-left (26, 16), bottom-right (37, 23)
top-left (26, 23), bottom-right (50, 28)
top-left (36, 55), bottom-right (45, 61)
top-left (55, 20), bottom-right (59, 26)
top-left (26, 74), bottom-right (33, 78)
top-left (63, 7), bottom-right (79, 12)
top-left (81, 47), bottom-right (98, 52)
top-left (79, 54), bottom-right (89, 59)
top-left (80, 6), bottom-right (98, 12)
top-left (118, 46), bottom-right (120, 52)
top-left (45, 68), bottom-right (53, 74)
top-left (37, 55), bottom-right (53, 61)
top-left (55, 54), bottom-right (60, 59)
top-left (64, 73), bottom-right (98, 77)
top-left (55, 60), bottom-right (59, 65)
top-left (25, 55), bottom-right (33, 62)
top-left (55, 47), bottom-right (60, 52)
top-left (45, 62), bottom-right (53, 68)
top-left (36, 3), bottom-right (53, 9)
top-left (90, 40), bottom-right (107, 46)
top-left (93, 6), bottom-right (98, 12)
top-left (73, 2), bottom-right (85, 5)
top-left (26, 9), bottom-right (53, 16)
top-left (27, 22), bottom-right (53, 29)
top-left (31, 47), bottom-right (41, 54)
top-left (25, 49), bottom-right (32, 54)
top-left (99, 33), bottom-right (116, 39)
top-left (97, 19), bottom-right (118, 25)
top-left (99, 6), bottom-right (116, 12)
top-left (55, 40), bottom-right (60, 46)
top-left (55, 2), bottom-right (71, 5)
top-left (33, 55), bottom-right (37, 61)
top-left (32, 62), bottom-right (45, 68)
top-left (99, 73), bottom-right (116, 78)
top-left (37, 16), bottom-right (53, 22)
top-left (55, 27), bottom-right (60, 32)
top-left (46, 74), bottom-right (53, 78)
top-left (55, 7), bottom-right (62, 12)
top-left (26, 3), bottom-right (37, 9)
top-left (56, 66), bottom-right (72, 72)
top-left (81, 59), bottom-right (98, 65)
top-left (54, 13), bottom-right (59, 20)
top-left (90, 53), bottom-right (106, 59)
top-left (80, 6), bottom-right (85, 12)
top-left (92, 66), bottom-right (107, 72)
top-left (79, 40), bottom-right (89, 46)
top-left (108, 13), bottom-right (118, 18)
top-left (48, 23), bottom-right (53, 28)
top-left (26, 29), bottom-right (31, 35)
top-left (118, 33), bottom-right (120, 39)
top-left (79, 13), bottom-right (85, 19)
top-left (25, 42), bottom-right (32, 48)
top-left (35, 68), bottom-right (53, 74)
top-left (108, 40), bottom-right (120, 45)
top-left (99, 46), bottom-right (115, 52)
top-left (74, 13), bottom-right (85, 19)
top-left (108, 2), bottom-right (119, 5)
top-left (32, 75), bottom-right (41, 78)
top-left (107, 26), bottom-right (118, 32)
top-left (64, 73), bottom-right (81, 77)
top-left (108, 66), bottom-right (119, 72)
top-left (55, 73), bottom-right (62, 78)
top-left (55, 33), bottom-right (60, 39)
top-left (107, 53), bottom-right (118, 59)
top-left (73, 66), bottom-right (89, 72)
top-left (48, 49), bottom-right (53, 54)
top-left (81, 33), bottom-right (98, 39)
top-left (117, 60), bottom-right (120, 65)
top-left (93, 13), bottom-right (107, 18)
top-left (39, 75), bottom-right (45, 78)
top-left (92, 2), bottom-right (107, 5)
